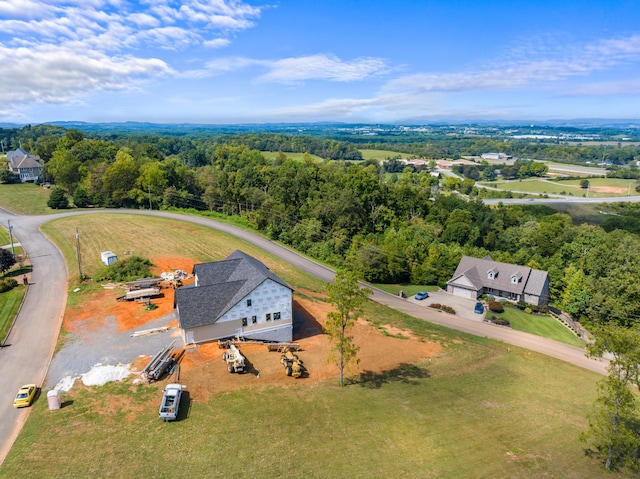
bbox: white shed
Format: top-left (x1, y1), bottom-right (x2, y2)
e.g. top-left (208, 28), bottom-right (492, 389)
top-left (101, 251), bottom-right (117, 266)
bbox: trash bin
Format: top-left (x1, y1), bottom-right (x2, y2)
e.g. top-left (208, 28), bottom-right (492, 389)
top-left (47, 389), bottom-right (61, 411)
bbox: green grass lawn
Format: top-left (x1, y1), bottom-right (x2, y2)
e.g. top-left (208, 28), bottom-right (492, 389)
top-left (359, 149), bottom-right (406, 161)
top-left (0, 285), bottom-right (26, 343)
top-left (497, 307), bottom-right (584, 347)
top-left (0, 213), bottom-right (620, 477)
top-left (0, 183), bottom-right (54, 215)
top-left (1, 334), bottom-right (610, 478)
top-left (371, 283), bottom-right (437, 297)
top-left (482, 177), bottom-right (632, 198)
top-left (261, 151), bottom-right (326, 162)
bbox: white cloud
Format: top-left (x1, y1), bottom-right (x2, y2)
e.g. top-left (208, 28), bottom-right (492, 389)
top-left (0, 44), bottom-right (173, 115)
top-left (259, 54), bottom-right (389, 83)
top-left (199, 54), bottom-right (390, 82)
top-left (0, 0), bottom-right (263, 112)
top-left (203, 37), bottom-right (231, 48)
top-left (384, 34), bottom-right (640, 97)
top-left (561, 79), bottom-right (640, 96)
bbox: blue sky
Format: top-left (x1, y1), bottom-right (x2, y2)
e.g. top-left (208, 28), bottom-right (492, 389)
top-left (2, 0), bottom-right (640, 124)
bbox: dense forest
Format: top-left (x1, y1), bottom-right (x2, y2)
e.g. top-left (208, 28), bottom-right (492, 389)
top-left (3, 124), bottom-right (640, 330)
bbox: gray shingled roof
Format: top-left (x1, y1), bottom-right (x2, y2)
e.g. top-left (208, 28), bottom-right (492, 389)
top-left (6, 148), bottom-right (42, 170)
top-left (176, 250), bottom-right (292, 329)
top-left (523, 269), bottom-right (548, 297)
top-left (447, 255), bottom-right (547, 297)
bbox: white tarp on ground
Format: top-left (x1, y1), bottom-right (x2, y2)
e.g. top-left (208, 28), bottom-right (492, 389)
top-left (55, 363), bottom-right (131, 392)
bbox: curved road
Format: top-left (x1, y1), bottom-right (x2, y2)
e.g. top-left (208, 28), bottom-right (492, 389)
top-left (0, 208), bottom-right (610, 463)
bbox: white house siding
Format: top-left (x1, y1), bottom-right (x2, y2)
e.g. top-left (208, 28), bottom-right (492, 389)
top-left (217, 279), bottom-right (292, 325)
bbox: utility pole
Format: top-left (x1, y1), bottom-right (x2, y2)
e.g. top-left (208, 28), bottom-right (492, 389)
top-left (148, 184), bottom-right (152, 210)
top-left (7, 220), bottom-right (14, 258)
top-left (75, 227), bottom-right (84, 280)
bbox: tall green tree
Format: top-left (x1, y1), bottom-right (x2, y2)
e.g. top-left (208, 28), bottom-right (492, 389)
top-left (0, 248), bottom-right (16, 275)
top-left (325, 269), bottom-right (372, 386)
top-left (582, 324), bottom-right (640, 471)
top-left (47, 187), bottom-right (70, 209)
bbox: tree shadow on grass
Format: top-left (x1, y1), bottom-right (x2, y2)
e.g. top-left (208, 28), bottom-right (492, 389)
top-left (347, 363), bottom-right (431, 389)
top-left (5, 265), bottom-right (32, 279)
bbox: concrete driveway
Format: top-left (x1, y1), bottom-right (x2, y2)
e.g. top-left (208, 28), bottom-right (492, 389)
top-left (408, 290), bottom-right (484, 321)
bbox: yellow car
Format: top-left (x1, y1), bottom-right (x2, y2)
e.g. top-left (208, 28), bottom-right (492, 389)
top-left (13, 384), bottom-right (37, 408)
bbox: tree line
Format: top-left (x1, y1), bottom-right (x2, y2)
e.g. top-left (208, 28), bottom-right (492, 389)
top-left (4, 126), bottom-right (640, 330)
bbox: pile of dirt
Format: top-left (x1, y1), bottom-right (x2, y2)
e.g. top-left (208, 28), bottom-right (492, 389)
top-left (62, 256), bottom-right (441, 400)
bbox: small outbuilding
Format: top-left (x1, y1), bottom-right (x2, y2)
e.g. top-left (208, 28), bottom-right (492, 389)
top-left (100, 251), bottom-right (117, 266)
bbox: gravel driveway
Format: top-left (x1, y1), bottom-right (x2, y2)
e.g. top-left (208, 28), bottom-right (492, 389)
top-left (46, 313), bottom-right (183, 390)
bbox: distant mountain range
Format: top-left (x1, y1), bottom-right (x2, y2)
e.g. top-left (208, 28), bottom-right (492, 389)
top-left (1, 119), bottom-right (640, 131)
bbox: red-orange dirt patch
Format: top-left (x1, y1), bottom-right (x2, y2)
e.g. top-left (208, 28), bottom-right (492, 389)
top-left (64, 256), bottom-right (194, 334)
top-left (64, 256), bottom-right (441, 400)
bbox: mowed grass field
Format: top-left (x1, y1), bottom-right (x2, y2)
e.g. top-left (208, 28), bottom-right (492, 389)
top-left (360, 149), bottom-right (405, 160)
top-left (483, 177), bottom-right (636, 198)
top-left (481, 178), bottom-right (638, 198)
top-left (261, 151), bottom-right (326, 162)
top-left (500, 307), bottom-right (584, 347)
top-left (0, 183), bottom-right (54, 215)
top-left (0, 213), bottom-right (619, 478)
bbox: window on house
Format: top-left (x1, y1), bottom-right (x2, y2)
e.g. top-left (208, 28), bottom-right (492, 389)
top-left (251, 315), bottom-right (257, 324)
top-left (241, 317), bottom-right (248, 327)
top-left (266, 313), bottom-right (271, 321)
top-left (274, 312), bottom-right (281, 320)
top-left (246, 299), bottom-right (252, 307)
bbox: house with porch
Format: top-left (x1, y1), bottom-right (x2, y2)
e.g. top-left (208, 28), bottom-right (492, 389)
top-left (6, 148), bottom-right (43, 182)
top-left (447, 255), bottom-right (550, 306)
top-left (174, 250), bottom-right (293, 344)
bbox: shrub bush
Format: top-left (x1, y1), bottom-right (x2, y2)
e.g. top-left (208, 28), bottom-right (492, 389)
top-left (93, 255), bottom-right (154, 282)
top-left (487, 315), bottom-right (510, 327)
top-left (428, 303), bottom-right (456, 314)
top-left (0, 278), bottom-right (18, 293)
top-left (488, 300), bottom-right (504, 313)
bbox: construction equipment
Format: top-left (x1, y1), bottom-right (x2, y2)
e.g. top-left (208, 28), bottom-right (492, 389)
top-left (280, 346), bottom-right (306, 378)
top-left (220, 342), bottom-right (246, 373)
top-left (143, 341), bottom-right (176, 381)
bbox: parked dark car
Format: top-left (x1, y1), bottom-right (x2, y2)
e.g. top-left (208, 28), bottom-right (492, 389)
top-left (474, 302), bottom-right (484, 314)
top-left (415, 291), bottom-right (429, 301)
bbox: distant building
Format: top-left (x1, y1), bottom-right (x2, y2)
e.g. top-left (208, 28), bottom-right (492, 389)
top-left (481, 152), bottom-right (513, 161)
top-left (6, 148), bottom-right (43, 182)
top-left (447, 255), bottom-right (550, 306)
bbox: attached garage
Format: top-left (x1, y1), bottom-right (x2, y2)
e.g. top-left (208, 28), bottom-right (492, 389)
top-left (448, 286), bottom-right (476, 299)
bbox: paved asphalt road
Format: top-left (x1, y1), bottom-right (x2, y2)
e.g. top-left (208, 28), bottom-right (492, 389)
top-left (0, 209), bottom-right (610, 463)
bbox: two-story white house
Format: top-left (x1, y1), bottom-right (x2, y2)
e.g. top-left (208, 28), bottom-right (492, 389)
top-left (174, 250), bottom-right (293, 344)
top-left (6, 148), bottom-right (43, 183)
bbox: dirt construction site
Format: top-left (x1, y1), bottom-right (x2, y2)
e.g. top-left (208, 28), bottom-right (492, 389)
top-left (46, 256), bottom-right (441, 402)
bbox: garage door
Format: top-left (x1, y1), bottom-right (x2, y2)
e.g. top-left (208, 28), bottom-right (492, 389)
top-left (452, 287), bottom-right (475, 299)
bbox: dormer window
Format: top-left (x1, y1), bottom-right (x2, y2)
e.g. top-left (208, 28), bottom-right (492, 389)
top-left (511, 274), bottom-right (521, 284)
top-left (487, 269), bottom-right (498, 280)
